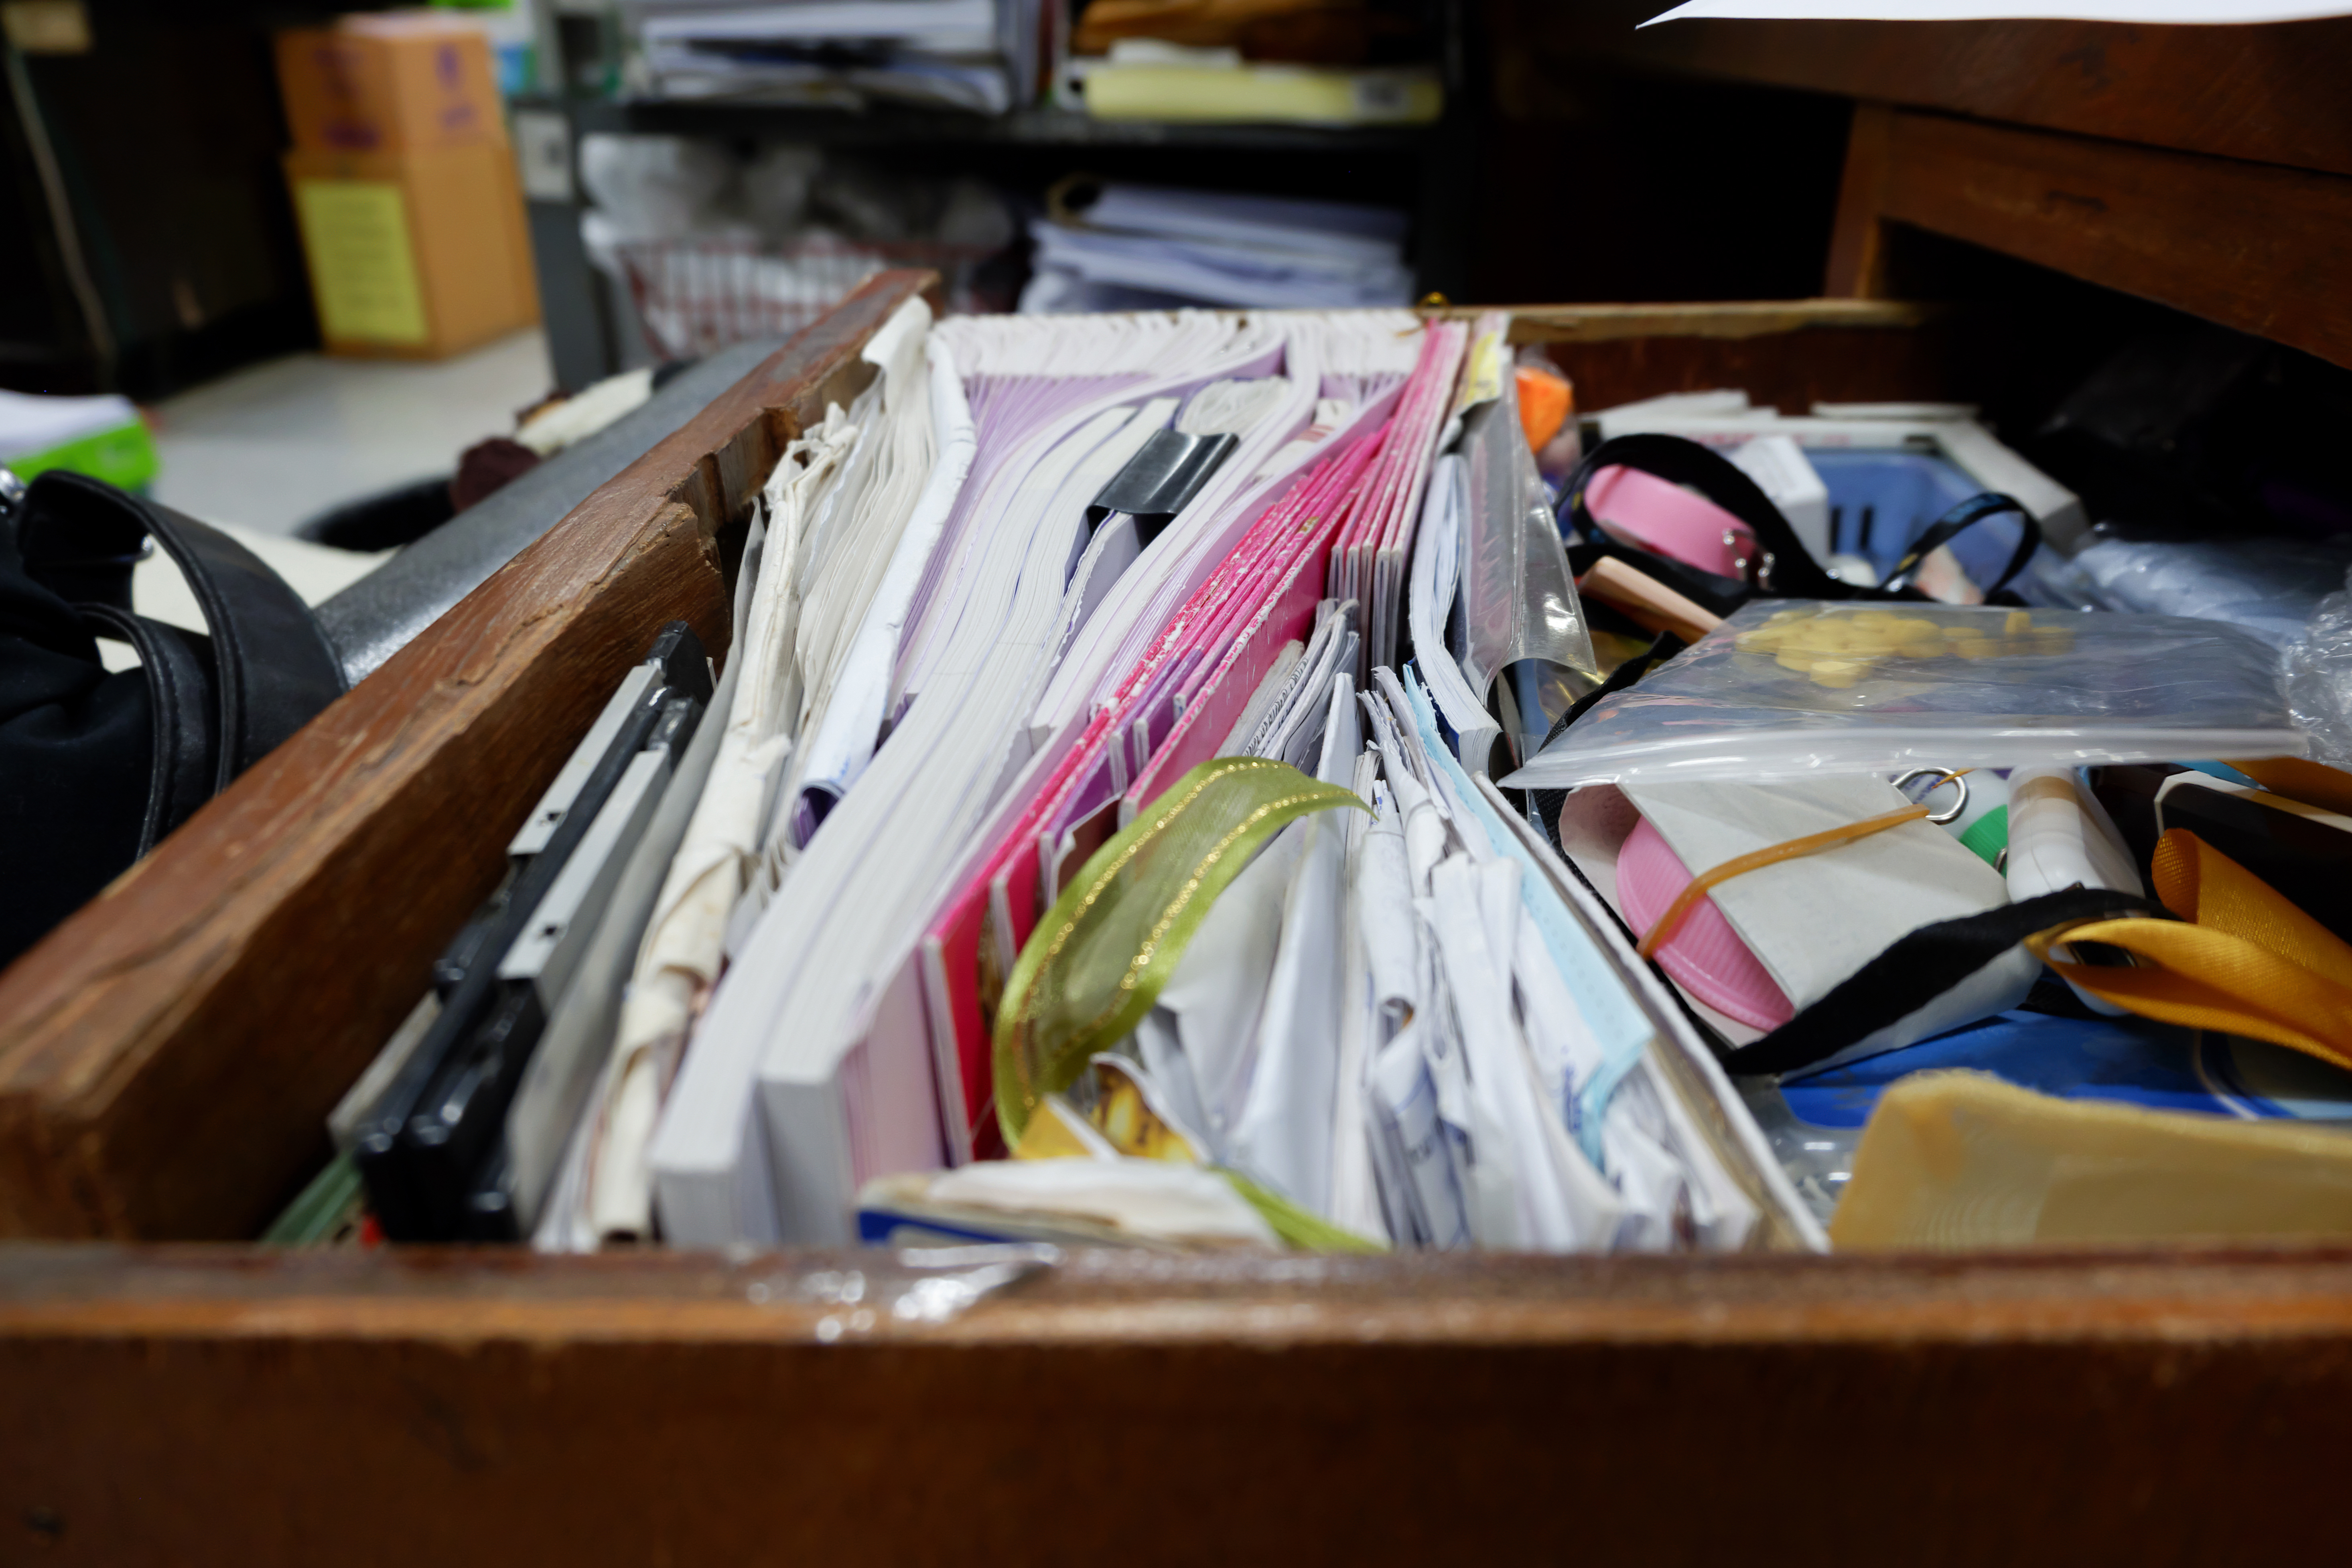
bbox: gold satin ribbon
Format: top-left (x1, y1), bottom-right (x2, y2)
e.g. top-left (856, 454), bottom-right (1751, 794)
top-left (2027, 828), bottom-right (2352, 1073)
top-left (992, 758), bottom-right (1368, 1149)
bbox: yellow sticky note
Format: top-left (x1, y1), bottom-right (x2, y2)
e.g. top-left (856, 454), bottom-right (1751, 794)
top-left (1456, 329), bottom-right (1508, 413)
top-left (292, 179), bottom-right (428, 345)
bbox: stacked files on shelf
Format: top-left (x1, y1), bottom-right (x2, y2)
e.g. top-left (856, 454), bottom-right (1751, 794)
top-left (623, 0), bottom-right (1045, 113)
top-left (1074, 39), bottom-right (1443, 127)
top-left (1022, 180), bottom-right (1417, 313)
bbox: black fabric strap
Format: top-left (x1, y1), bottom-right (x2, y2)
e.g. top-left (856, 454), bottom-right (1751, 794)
top-left (1562, 433), bottom-right (2042, 604)
top-left (74, 604), bottom-right (217, 855)
top-left (1720, 887), bottom-right (2163, 1077)
top-left (1529, 631), bottom-right (1689, 860)
top-left (1567, 536), bottom-right (1758, 621)
top-left (1563, 433), bottom-right (1847, 598)
top-left (1546, 627), bottom-right (1686, 754)
top-left (1881, 491), bottom-right (2042, 596)
top-left (18, 471), bottom-right (345, 793)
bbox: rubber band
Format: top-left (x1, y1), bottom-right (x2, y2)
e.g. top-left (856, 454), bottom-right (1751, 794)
top-left (1636, 803), bottom-right (1933, 959)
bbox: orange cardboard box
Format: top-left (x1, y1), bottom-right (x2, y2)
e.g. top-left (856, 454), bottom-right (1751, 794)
top-left (285, 140), bottom-right (540, 360)
top-left (276, 14), bottom-right (505, 154)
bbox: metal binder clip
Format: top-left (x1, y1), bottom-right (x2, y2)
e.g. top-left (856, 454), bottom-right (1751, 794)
top-left (1084, 428), bottom-right (1239, 548)
top-left (0, 467), bottom-right (24, 525)
top-left (1894, 767), bottom-right (1970, 824)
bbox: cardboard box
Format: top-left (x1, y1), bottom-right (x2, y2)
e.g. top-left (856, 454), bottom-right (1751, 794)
top-left (286, 140), bottom-right (539, 360)
top-left (276, 15), bottom-right (505, 154)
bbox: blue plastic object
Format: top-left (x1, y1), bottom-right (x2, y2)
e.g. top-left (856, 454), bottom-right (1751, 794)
top-left (1805, 448), bottom-right (2039, 584)
top-left (1778, 1010), bottom-right (2352, 1129)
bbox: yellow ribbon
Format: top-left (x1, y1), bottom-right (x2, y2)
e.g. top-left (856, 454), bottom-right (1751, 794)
top-left (2027, 828), bottom-right (2352, 1073)
top-left (2223, 757), bottom-right (2352, 817)
top-left (992, 758), bottom-right (1368, 1149)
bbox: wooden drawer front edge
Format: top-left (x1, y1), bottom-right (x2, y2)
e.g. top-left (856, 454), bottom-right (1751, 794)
top-left (1829, 103), bottom-right (2352, 372)
top-left (0, 273), bottom-right (934, 1243)
top-left (1568, 4), bottom-right (2352, 181)
top-left (4, 1245), bottom-right (2352, 1562)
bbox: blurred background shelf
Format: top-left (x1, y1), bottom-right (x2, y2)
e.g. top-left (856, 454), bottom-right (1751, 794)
top-left (581, 98), bottom-right (1443, 150)
top-left (514, 89), bottom-right (1475, 388)
top-left (15, 0), bottom-right (2344, 542)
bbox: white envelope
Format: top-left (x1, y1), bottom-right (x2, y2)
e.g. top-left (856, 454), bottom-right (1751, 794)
top-left (1630, 779), bottom-right (2017, 982)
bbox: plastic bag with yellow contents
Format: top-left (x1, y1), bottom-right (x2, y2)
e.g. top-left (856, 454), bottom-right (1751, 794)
top-left (1506, 601), bottom-right (2304, 789)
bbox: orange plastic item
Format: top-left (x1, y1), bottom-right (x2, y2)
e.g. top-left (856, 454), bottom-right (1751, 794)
top-left (1517, 364), bottom-right (1570, 452)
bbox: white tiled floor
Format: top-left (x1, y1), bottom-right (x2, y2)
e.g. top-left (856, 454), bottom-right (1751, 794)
top-left (150, 328), bottom-right (554, 536)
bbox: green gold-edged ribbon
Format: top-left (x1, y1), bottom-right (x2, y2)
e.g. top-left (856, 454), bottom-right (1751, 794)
top-left (1218, 1167), bottom-right (1388, 1253)
top-left (992, 757), bottom-right (1368, 1149)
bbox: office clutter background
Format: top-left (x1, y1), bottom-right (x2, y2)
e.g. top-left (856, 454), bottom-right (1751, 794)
top-left (8, 0), bottom-right (2352, 1268)
top-left (4, 0), bottom-right (1857, 399)
top-left (5, 1), bottom-right (2349, 664)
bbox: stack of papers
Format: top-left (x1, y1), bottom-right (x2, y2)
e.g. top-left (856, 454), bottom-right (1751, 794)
top-left (1645, 2), bottom-right (2352, 20)
top-left (1021, 182), bottom-right (1417, 314)
top-left (456, 301), bottom-right (1822, 1257)
top-left (624, 0), bottom-right (1043, 113)
top-left (1077, 40), bottom-right (1443, 126)
top-left (319, 295), bottom-right (2352, 1257)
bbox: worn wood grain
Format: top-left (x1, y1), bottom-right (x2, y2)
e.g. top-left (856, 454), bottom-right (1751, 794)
top-left (1513, 1), bottom-right (2352, 179)
top-left (1824, 102), bottom-right (1896, 298)
top-left (3, 1243), bottom-right (2350, 1563)
top-left (1431, 298), bottom-right (1956, 412)
top-left (1835, 109), bottom-right (2352, 371)
top-left (1454, 299), bottom-right (1939, 341)
top-left (0, 272), bottom-right (933, 1243)
top-left (1536, 320), bottom-right (1956, 418)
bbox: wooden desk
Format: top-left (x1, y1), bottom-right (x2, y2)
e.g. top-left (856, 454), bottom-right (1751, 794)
top-left (1512, 4), bottom-right (2352, 367)
top-left (8, 1242), bottom-right (2352, 1563)
top-left (2, 270), bottom-right (2344, 1555)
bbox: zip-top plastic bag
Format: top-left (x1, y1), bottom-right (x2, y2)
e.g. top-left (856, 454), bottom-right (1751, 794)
top-left (1504, 601), bottom-right (2305, 789)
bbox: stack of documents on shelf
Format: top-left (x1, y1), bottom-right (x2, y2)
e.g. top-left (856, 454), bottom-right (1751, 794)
top-left (1022, 181), bottom-right (1416, 313)
top-left (624, 0), bottom-right (1043, 112)
top-left (1078, 40), bottom-right (1442, 126)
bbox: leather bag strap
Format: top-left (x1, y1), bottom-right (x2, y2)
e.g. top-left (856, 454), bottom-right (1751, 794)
top-left (18, 470), bottom-right (345, 795)
top-left (73, 602), bottom-right (218, 854)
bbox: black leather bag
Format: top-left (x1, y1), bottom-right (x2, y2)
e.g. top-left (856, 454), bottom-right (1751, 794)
top-left (0, 469), bottom-right (346, 966)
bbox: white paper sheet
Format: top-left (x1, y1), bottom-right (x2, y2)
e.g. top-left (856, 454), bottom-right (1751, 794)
top-left (1647, 2), bottom-right (2348, 23)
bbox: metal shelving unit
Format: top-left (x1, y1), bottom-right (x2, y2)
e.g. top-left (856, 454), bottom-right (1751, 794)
top-left (515, 84), bottom-right (1473, 388)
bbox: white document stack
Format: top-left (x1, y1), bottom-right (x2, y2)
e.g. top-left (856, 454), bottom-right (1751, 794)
top-left (624, 0), bottom-right (1043, 113)
top-left (1021, 183), bottom-right (1418, 314)
top-left (525, 302), bottom-right (1820, 1257)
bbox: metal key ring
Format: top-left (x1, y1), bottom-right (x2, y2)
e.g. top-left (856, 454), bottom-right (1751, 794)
top-left (1893, 767), bottom-right (1969, 825)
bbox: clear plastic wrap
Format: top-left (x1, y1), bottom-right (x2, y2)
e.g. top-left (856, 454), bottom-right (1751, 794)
top-left (1503, 601), bottom-right (2306, 789)
top-left (2286, 566), bottom-right (2352, 768)
top-left (1449, 337), bottom-right (1597, 763)
top-left (2033, 534), bottom-right (2352, 649)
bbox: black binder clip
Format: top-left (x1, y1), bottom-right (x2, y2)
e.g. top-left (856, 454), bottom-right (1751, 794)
top-left (1085, 428), bottom-right (1239, 548)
